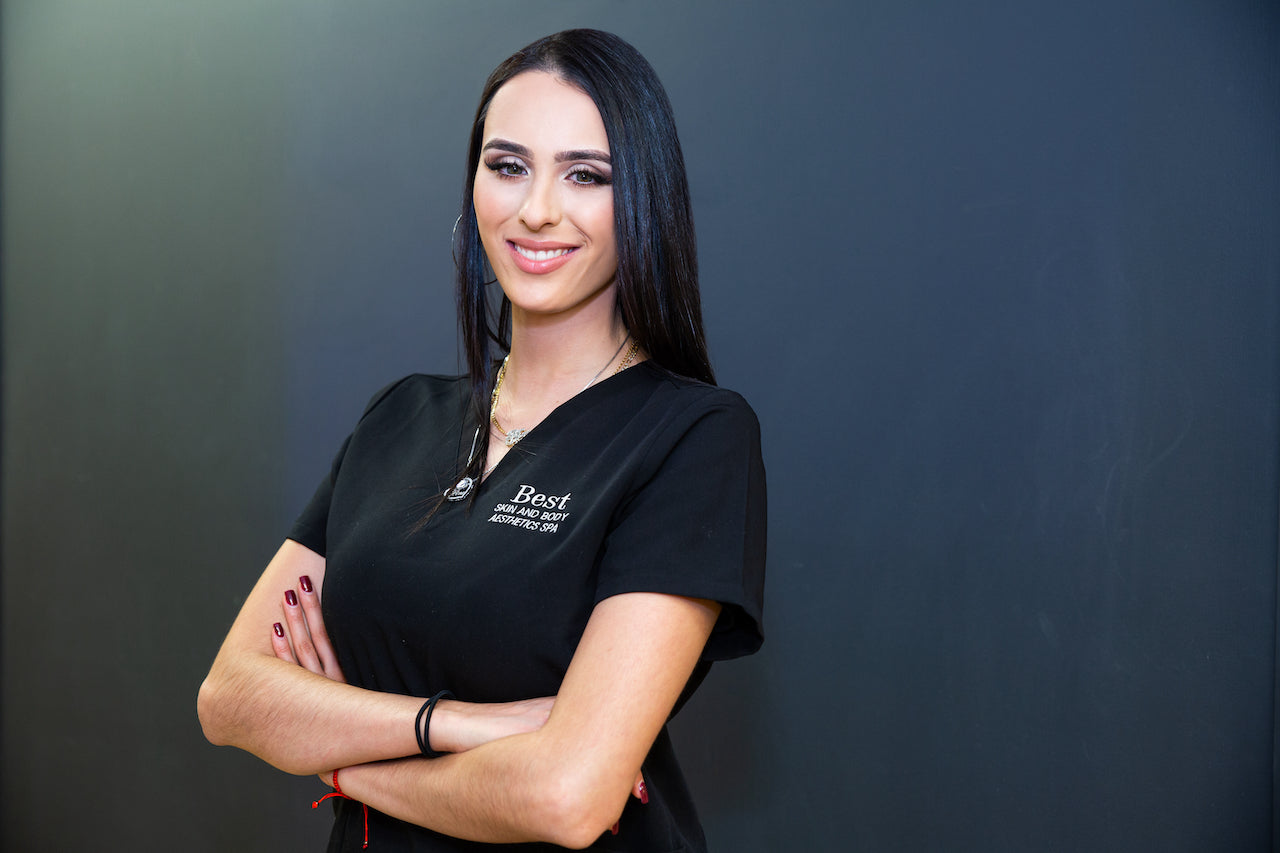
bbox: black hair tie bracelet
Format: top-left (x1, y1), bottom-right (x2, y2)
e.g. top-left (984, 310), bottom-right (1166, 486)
top-left (415, 690), bottom-right (454, 758)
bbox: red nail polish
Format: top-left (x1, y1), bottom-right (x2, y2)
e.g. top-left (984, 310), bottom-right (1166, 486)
top-left (285, 590), bottom-right (298, 607)
top-left (300, 575), bottom-right (313, 593)
top-left (639, 780), bottom-right (648, 804)
top-left (273, 622), bottom-right (285, 638)
top-left (610, 821), bottom-right (619, 836)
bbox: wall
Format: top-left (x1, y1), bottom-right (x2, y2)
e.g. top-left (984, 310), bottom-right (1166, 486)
top-left (3, 1), bottom-right (1278, 850)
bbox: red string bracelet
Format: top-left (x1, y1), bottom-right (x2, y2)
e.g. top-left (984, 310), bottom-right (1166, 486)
top-left (313, 769), bottom-right (369, 849)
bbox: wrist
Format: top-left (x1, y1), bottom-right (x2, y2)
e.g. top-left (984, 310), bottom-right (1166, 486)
top-left (428, 700), bottom-right (457, 753)
top-left (415, 690), bottom-right (455, 758)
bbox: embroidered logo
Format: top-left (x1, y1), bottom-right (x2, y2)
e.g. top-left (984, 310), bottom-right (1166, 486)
top-left (488, 484), bottom-right (572, 534)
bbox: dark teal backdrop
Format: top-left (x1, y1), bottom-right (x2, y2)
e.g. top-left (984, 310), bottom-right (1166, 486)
top-left (3, 1), bottom-right (1278, 850)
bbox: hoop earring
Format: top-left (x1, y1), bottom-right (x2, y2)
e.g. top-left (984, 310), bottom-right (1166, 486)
top-left (453, 211), bottom-right (498, 286)
top-left (450, 213), bottom-right (464, 267)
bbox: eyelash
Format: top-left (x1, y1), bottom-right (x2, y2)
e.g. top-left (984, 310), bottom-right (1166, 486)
top-left (485, 159), bottom-right (526, 178)
top-left (483, 159), bottom-right (611, 187)
top-left (569, 167), bottom-right (612, 186)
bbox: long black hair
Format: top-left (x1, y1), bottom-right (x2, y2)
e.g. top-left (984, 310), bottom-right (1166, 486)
top-left (449, 29), bottom-right (713, 493)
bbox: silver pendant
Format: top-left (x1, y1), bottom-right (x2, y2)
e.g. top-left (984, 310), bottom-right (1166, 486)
top-left (504, 429), bottom-right (528, 447)
top-left (444, 476), bottom-right (475, 501)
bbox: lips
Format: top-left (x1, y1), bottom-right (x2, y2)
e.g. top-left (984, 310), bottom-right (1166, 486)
top-left (507, 240), bottom-right (577, 274)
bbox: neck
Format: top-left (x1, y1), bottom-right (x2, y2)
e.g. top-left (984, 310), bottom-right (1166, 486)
top-left (504, 308), bottom-right (629, 390)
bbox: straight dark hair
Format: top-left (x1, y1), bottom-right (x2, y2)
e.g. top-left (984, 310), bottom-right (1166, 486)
top-left (450, 28), bottom-right (713, 494)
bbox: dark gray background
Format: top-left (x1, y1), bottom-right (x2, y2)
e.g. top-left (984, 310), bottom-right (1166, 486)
top-left (3, 1), bottom-right (1278, 850)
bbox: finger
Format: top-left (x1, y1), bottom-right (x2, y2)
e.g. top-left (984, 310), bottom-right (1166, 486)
top-left (269, 621), bottom-right (298, 664)
top-left (298, 575), bottom-right (345, 682)
top-left (282, 588), bottom-right (324, 673)
top-left (632, 771), bottom-right (648, 804)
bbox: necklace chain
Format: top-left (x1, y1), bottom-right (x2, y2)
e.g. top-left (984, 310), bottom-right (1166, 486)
top-left (490, 336), bottom-right (640, 448)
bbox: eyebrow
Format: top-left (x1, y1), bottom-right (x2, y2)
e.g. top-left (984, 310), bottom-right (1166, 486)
top-left (482, 138), bottom-right (611, 165)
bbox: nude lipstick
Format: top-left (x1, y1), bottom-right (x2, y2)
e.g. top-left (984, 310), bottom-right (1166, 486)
top-left (507, 240), bottom-right (577, 275)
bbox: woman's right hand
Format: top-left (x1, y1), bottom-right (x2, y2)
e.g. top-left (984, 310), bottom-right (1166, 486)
top-left (270, 574), bottom-right (346, 683)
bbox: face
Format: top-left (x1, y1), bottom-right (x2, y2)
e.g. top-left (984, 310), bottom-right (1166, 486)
top-left (473, 71), bottom-right (618, 323)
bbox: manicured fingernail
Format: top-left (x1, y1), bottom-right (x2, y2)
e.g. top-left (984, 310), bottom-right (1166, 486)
top-left (285, 590), bottom-right (298, 607)
top-left (300, 575), bottom-right (313, 593)
top-left (639, 781), bottom-right (648, 804)
top-left (273, 622), bottom-right (285, 638)
top-left (610, 821), bottom-right (619, 835)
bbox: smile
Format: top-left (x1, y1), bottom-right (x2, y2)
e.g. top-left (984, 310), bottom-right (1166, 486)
top-left (514, 245), bottom-right (574, 261)
top-left (507, 241), bottom-right (578, 275)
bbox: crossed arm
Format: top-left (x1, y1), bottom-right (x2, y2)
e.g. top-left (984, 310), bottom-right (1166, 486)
top-left (197, 540), bottom-right (719, 848)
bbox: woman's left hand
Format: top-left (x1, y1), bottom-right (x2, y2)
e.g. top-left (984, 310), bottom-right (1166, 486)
top-left (270, 574), bottom-right (346, 683)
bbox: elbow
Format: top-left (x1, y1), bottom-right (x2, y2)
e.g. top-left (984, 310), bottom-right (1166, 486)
top-left (198, 660), bottom-right (325, 773)
top-left (198, 664), bottom-right (249, 750)
top-left (537, 768), bottom-right (630, 850)
top-left (543, 818), bottom-right (604, 851)
top-left (196, 674), bottom-right (232, 746)
top-left (550, 825), bottom-right (613, 852)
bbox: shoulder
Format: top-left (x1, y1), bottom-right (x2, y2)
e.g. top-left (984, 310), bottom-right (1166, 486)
top-left (603, 363), bottom-right (764, 482)
top-left (632, 363), bottom-right (761, 438)
top-left (339, 374), bottom-right (472, 448)
top-left (358, 373), bottom-right (471, 419)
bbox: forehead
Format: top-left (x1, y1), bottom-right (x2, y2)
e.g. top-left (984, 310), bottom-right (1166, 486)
top-left (483, 71), bottom-right (609, 152)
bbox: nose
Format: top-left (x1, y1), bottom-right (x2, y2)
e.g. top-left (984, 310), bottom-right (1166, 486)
top-left (518, 175), bottom-right (560, 231)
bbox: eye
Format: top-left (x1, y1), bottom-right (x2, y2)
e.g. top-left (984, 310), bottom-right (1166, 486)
top-left (568, 167), bottom-right (612, 187)
top-left (484, 158), bottom-right (526, 178)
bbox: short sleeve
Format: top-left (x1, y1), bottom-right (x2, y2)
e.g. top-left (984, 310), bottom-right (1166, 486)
top-left (595, 391), bottom-right (767, 661)
top-left (287, 433), bottom-right (351, 556)
top-left (286, 376), bottom-right (414, 557)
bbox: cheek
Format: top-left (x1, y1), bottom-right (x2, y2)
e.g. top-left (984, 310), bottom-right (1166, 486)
top-left (472, 177), bottom-right (515, 264)
top-left (592, 202), bottom-right (617, 265)
top-left (472, 175), bottom-right (505, 231)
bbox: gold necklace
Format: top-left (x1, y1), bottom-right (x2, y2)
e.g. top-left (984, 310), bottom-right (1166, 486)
top-left (490, 336), bottom-right (640, 448)
top-left (489, 357), bottom-right (528, 447)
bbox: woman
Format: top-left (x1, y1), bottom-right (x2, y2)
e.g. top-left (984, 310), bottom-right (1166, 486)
top-left (198, 29), bottom-right (765, 852)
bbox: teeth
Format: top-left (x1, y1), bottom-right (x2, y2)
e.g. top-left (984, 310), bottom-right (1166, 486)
top-left (515, 245), bottom-right (571, 261)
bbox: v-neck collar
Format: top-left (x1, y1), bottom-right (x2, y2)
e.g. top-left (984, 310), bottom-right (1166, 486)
top-left (478, 361), bottom-right (658, 488)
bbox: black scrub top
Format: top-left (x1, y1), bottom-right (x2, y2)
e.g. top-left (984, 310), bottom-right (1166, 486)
top-left (290, 361), bottom-right (766, 852)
